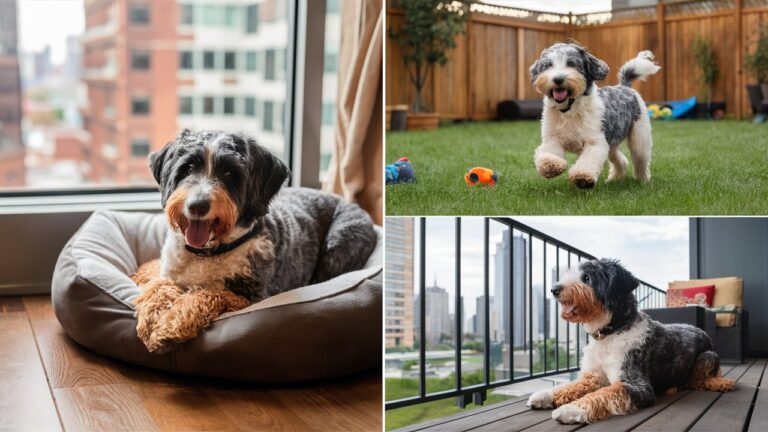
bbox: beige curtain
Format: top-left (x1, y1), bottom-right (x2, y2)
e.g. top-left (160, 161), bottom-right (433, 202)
top-left (323, 0), bottom-right (383, 225)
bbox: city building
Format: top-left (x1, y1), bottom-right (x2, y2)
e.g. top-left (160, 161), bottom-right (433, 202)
top-left (385, 217), bottom-right (414, 348)
top-left (414, 280), bottom-right (450, 346)
top-left (492, 230), bottom-right (527, 347)
top-left (0, 0), bottom-right (25, 187)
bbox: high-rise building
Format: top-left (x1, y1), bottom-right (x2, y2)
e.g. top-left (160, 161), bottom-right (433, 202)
top-left (385, 218), bottom-right (414, 348)
top-left (493, 231), bottom-right (527, 347)
top-left (474, 295), bottom-right (493, 338)
top-left (0, 0), bottom-right (25, 187)
top-left (414, 281), bottom-right (450, 346)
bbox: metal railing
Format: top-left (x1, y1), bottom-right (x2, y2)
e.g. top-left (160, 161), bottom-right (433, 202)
top-left (385, 217), bottom-right (666, 411)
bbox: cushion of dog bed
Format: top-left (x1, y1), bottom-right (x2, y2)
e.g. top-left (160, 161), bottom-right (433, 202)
top-left (51, 210), bottom-right (382, 382)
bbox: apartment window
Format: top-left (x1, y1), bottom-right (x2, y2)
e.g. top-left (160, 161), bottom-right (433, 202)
top-left (129, 4), bottom-right (150, 24)
top-left (224, 6), bottom-right (241, 28)
top-left (322, 103), bottom-right (334, 126)
top-left (130, 138), bottom-right (151, 157)
top-left (179, 51), bottom-right (193, 70)
top-left (203, 96), bottom-right (215, 114)
top-left (223, 97), bottom-right (235, 115)
top-left (202, 5), bottom-right (225, 26)
top-left (131, 97), bottom-right (150, 115)
top-left (203, 51), bottom-right (216, 70)
top-left (245, 51), bottom-right (257, 71)
top-left (324, 52), bottom-right (337, 73)
top-left (179, 96), bottom-right (194, 115)
top-left (263, 101), bottom-right (274, 131)
top-left (131, 50), bottom-right (150, 70)
top-left (246, 5), bottom-right (259, 33)
top-left (179, 4), bottom-right (194, 25)
top-left (264, 49), bottom-right (276, 80)
top-left (224, 51), bottom-right (236, 71)
top-left (244, 97), bottom-right (256, 117)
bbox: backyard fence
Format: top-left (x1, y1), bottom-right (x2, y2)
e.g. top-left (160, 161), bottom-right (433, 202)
top-left (385, 217), bottom-right (666, 411)
top-left (386, 0), bottom-right (768, 119)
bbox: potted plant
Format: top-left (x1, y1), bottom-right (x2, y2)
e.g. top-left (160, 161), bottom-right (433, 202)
top-left (389, 0), bottom-right (472, 130)
top-left (744, 24), bottom-right (768, 122)
top-left (691, 35), bottom-right (724, 119)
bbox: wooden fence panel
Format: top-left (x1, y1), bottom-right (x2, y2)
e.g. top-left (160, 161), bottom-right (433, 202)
top-left (742, 9), bottom-right (768, 114)
top-left (468, 21), bottom-right (519, 119)
top-left (432, 31), bottom-right (468, 119)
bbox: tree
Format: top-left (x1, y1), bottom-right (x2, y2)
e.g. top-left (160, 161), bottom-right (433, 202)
top-left (692, 34), bottom-right (718, 107)
top-left (745, 24), bottom-right (768, 84)
top-left (389, 0), bottom-right (472, 112)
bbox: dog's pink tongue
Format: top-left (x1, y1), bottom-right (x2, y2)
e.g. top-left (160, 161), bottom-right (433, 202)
top-left (185, 220), bottom-right (210, 248)
top-left (553, 88), bottom-right (568, 102)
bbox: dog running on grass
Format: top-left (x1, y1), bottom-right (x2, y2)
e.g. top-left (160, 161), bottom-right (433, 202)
top-left (527, 259), bottom-right (734, 424)
top-left (131, 129), bottom-right (376, 353)
top-left (529, 41), bottom-right (660, 188)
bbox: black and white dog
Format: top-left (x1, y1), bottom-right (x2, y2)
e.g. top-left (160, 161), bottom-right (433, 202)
top-left (529, 42), bottom-right (660, 188)
top-left (527, 259), bottom-right (734, 424)
top-left (150, 129), bottom-right (377, 302)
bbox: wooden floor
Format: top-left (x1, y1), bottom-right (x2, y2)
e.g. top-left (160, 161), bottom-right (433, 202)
top-left (0, 295), bottom-right (381, 431)
top-left (398, 359), bottom-right (768, 432)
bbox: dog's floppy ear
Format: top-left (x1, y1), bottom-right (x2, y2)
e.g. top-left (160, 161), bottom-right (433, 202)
top-left (583, 50), bottom-right (609, 82)
top-left (606, 259), bottom-right (639, 293)
top-left (528, 49), bottom-right (548, 84)
top-left (240, 134), bottom-right (290, 219)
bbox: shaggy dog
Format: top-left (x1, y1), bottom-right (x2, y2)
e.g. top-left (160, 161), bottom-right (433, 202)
top-left (527, 259), bottom-right (734, 424)
top-left (131, 129), bottom-right (376, 353)
top-left (529, 41), bottom-right (660, 188)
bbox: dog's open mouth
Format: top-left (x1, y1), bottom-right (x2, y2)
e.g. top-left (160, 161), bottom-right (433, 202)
top-left (551, 87), bottom-right (570, 104)
top-left (560, 302), bottom-right (577, 319)
top-left (184, 219), bottom-right (211, 248)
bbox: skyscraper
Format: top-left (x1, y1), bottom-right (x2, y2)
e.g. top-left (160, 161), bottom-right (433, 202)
top-left (385, 218), bottom-right (414, 348)
top-left (0, 0), bottom-right (25, 187)
top-left (493, 230), bottom-right (527, 347)
top-left (414, 281), bottom-right (450, 346)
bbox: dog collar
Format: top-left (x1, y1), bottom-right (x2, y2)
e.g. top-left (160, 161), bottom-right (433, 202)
top-left (559, 98), bottom-right (576, 113)
top-left (184, 221), bottom-right (263, 257)
top-left (589, 325), bottom-right (615, 340)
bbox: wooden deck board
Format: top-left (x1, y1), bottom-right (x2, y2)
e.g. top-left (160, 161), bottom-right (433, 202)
top-left (420, 399), bottom-right (530, 431)
top-left (747, 357), bottom-right (768, 432)
top-left (397, 397), bottom-right (527, 432)
top-left (6, 295), bottom-right (381, 431)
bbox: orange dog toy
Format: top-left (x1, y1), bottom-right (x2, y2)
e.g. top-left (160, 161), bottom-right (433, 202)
top-left (464, 167), bottom-right (499, 186)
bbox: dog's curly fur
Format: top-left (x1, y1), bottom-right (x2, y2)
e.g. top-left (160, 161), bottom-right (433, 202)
top-left (132, 130), bottom-right (376, 353)
top-left (527, 259), bottom-right (734, 424)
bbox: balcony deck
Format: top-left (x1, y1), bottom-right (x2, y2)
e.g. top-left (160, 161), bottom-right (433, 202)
top-left (397, 359), bottom-right (768, 432)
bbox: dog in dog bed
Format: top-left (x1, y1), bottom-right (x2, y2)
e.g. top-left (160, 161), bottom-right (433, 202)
top-left (131, 129), bottom-right (376, 353)
top-left (527, 259), bottom-right (734, 424)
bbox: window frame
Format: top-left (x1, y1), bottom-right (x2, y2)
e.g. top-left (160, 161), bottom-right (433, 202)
top-left (0, 0), bottom-right (331, 295)
top-left (129, 3), bottom-right (151, 25)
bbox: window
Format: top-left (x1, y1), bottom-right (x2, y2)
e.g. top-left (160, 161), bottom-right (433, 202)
top-left (322, 103), bottom-right (334, 126)
top-left (245, 51), bottom-right (257, 71)
top-left (203, 51), bottom-right (216, 69)
top-left (179, 4), bottom-right (194, 25)
top-left (320, 3), bottom-right (341, 180)
top-left (131, 97), bottom-right (150, 115)
top-left (246, 5), bottom-right (259, 33)
top-left (224, 6), bottom-right (241, 28)
top-left (179, 96), bottom-right (194, 115)
top-left (179, 51), bottom-right (193, 70)
top-left (130, 138), bottom-right (151, 157)
top-left (129, 3), bottom-right (150, 24)
top-left (203, 96), bottom-right (215, 114)
top-left (264, 49), bottom-right (276, 80)
top-left (263, 101), bottom-right (273, 131)
top-left (202, 5), bottom-right (224, 26)
top-left (224, 51), bottom-right (236, 70)
top-left (131, 50), bottom-right (150, 70)
top-left (324, 52), bottom-right (337, 73)
top-left (244, 97), bottom-right (256, 117)
top-left (223, 97), bottom-right (235, 115)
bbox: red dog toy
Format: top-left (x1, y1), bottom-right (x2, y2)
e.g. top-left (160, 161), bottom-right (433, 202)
top-left (464, 167), bottom-right (498, 186)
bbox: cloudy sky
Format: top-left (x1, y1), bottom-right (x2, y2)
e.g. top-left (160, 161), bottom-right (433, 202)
top-left (17, 0), bottom-right (84, 64)
top-left (406, 217), bottom-right (689, 320)
top-left (481, 0), bottom-right (612, 14)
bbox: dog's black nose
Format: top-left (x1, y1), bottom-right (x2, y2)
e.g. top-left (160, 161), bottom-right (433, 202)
top-left (188, 199), bottom-right (210, 217)
top-left (553, 75), bottom-right (565, 86)
top-left (551, 284), bottom-right (563, 297)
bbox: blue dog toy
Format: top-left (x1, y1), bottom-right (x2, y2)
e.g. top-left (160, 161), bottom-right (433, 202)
top-left (386, 157), bottom-right (415, 184)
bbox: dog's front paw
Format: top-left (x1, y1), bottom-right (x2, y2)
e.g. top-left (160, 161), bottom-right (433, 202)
top-left (553, 404), bottom-right (588, 424)
top-left (527, 389), bottom-right (554, 409)
top-left (535, 155), bottom-right (568, 179)
top-left (568, 170), bottom-right (597, 189)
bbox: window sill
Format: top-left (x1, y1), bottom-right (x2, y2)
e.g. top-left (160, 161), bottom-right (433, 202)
top-left (0, 191), bottom-right (161, 215)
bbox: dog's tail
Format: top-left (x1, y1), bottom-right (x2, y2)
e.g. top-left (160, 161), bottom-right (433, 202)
top-left (618, 51), bottom-right (661, 87)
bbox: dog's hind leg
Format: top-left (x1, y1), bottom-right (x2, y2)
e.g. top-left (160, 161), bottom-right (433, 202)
top-left (607, 146), bottom-right (628, 182)
top-left (628, 113), bottom-right (653, 182)
top-left (688, 350), bottom-right (735, 392)
top-left (311, 201), bottom-right (377, 284)
top-left (527, 371), bottom-right (608, 409)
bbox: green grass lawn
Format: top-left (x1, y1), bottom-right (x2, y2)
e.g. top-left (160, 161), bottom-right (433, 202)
top-left (385, 120), bottom-right (768, 215)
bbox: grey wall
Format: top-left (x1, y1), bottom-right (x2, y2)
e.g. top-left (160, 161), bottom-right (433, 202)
top-left (690, 218), bottom-right (768, 356)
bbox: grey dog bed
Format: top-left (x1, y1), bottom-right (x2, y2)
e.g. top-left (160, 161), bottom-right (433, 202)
top-left (51, 210), bottom-right (382, 382)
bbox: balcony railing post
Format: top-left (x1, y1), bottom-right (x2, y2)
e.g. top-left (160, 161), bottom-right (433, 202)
top-left (484, 218), bottom-right (490, 387)
top-left (419, 217), bottom-right (426, 399)
top-left (543, 241), bottom-right (547, 374)
top-left (455, 217), bottom-right (462, 394)
top-left (528, 233), bottom-right (533, 377)
top-left (555, 246), bottom-right (559, 371)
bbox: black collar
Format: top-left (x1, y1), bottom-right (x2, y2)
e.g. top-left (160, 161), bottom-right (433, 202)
top-left (589, 325), bottom-right (615, 340)
top-left (559, 98), bottom-right (576, 113)
top-left (184, 221), bottom-right (263, 257)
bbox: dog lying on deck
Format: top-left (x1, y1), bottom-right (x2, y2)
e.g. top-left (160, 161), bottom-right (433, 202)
top-left (131, 130), bottom-right (376, 353)
top-left (527, 259), bottom-right (734, 424)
